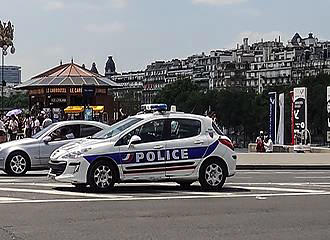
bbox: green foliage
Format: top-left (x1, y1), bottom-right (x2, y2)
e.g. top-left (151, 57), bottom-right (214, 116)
top-left (154, 75), bottom-right (330, 146)
top-left (3, 93), bottom-right (29, 109)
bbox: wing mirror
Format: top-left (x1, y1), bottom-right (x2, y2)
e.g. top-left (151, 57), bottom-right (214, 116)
top-left (43, 136), bottom-right (52, 144)
top-left (128, 135), bottom-right (141, 148)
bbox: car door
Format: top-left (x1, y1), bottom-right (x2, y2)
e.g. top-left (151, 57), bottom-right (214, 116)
top-left (165, 118), bottom-right (210, 177)
top-left (116, 119), bottom-right (167, 181)
top-left (39, 124), bottom-right (81, 166)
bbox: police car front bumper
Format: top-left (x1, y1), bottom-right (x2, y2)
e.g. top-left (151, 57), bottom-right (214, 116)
top-left (48, 157), bottom-right (89, 184)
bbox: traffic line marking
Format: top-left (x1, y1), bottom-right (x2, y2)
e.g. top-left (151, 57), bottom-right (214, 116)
top-left (0, 187), bottom-right (132, 199)
top-left (0, 191), bottom-right (330, 204)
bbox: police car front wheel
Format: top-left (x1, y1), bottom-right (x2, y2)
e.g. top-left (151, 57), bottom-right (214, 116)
top-left (199, 160), bottom-right (226, 191)
top-left (88, 161), bottom-right (116, 192)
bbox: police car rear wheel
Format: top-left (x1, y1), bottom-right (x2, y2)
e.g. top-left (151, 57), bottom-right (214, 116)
top-left (199, 160), bottom-right (226, 191)
top-left (88, 161), bottom-right (116, 192)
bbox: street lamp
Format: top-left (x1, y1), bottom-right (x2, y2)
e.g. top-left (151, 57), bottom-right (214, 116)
top-left (0, 20), bottom-right (15, 114)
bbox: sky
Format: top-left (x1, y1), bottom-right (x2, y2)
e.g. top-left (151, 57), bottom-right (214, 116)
top-left (1, 0), bottom-right (330, 81)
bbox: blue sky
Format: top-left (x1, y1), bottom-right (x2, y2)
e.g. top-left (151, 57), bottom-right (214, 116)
top-left (1, 0), bottom-right (330, 80)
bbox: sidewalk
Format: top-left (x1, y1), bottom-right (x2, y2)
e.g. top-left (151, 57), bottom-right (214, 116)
top-left (237, 153), bottom-right (330, 170)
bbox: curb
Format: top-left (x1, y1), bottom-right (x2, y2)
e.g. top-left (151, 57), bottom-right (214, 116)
top-left (237, 165), bottom-right (330, 170)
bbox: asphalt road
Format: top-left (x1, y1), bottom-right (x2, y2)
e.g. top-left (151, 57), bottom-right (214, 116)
top-left (0, 170), bottom-right (330, 240)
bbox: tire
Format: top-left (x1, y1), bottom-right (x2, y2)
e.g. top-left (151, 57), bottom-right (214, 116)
top-left (5, 152), bottom-right (30, 176)
top-left (176, 181), bottom-right (194, 189)
top-left (199, 159), bottom-right (227, 191)
top-left (88, 160), bottom-right (117, 193)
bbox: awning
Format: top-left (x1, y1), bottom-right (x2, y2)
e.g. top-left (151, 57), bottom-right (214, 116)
top-left (64, 106), bottom-right (104, 114)
top-left (64, 106), bottom-right (84, 114)
top-left (90, 106), bottom-right (104, 113)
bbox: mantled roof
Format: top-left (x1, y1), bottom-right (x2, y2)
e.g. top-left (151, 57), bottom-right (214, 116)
top-left (16, 62), bottom-right (121, 89)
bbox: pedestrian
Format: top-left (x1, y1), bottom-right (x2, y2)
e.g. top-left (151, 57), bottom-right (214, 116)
top-left (34, 116), bottom-right (41, 134)
top-left (8, 115), bottom-right (18, 141)
top-left (0, 116), bottom-right (6, 143)
top-left (42, 114), bottom-right (53, 129)
top-left (264, 135), bottom-right (274, 153)
top-left (256, 131), bottom-right (265, 152)
top-left (24, 114), bottom-right (33, 138)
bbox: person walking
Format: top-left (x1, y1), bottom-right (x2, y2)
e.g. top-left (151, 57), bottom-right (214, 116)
top-left (8, 115), bottom-right (18, 141)
top-left (264, 135), bottom-right (274, 153)
top-left (256, 131), bottom-right (265, 152)
top-left (24, 114), bottom-right (33, 138)
top-left (42, 114), bottom-right (53, 129)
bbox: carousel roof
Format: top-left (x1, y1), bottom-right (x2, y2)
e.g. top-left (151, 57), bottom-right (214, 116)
top-left (16, 62), bottom-right (121, 89)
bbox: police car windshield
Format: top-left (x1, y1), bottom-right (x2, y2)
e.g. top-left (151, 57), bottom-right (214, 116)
top-left (91, 118), bottom-right (143, 139)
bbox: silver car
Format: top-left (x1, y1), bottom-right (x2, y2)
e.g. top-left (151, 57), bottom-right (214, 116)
top-left (0, 120), bottom-right (109, 176)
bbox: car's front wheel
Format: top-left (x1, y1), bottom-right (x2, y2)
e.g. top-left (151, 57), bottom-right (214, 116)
top-left (88, 160), bottom-right (117, 192)
top-left (199, 159), bottom-right (227, 191)
top-left (5, 152), bottom-right (29, 176)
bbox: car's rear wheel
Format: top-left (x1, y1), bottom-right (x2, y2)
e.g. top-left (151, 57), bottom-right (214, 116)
top-left (88, 160), bottom-right (116, 192)
top-left (5, 152), bottom-right (30, 176)
top-left (199, 159), bottom-right (226, 191)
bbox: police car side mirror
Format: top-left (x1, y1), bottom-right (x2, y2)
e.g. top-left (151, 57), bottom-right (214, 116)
top-left (43, 136), bottom-right (52, 144)
top-left (128, 135), bottom-right (141, 148)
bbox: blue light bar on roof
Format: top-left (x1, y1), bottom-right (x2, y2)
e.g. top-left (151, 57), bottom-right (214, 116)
top-left (141, 104), bottom-right (168, 112)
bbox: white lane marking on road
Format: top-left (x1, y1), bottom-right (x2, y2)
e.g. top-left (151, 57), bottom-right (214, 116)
top-left (1, 192), bottom-right (330, 204)
top-left (8, 183), bottom-right (73, 188)
top-left (229, 186), bottom-right (325, 193)
top-left (0, 187), bottom-right (132, 199)
top-left (0, 197), bottom-right (26, 201)
top-left (295, 177), bottom-right (330, 179)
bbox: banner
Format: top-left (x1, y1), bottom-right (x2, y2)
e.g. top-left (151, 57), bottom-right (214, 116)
top-left (277, 93), bottom-right (284, 145)
top-left (290, 91), bottom-right (294, 145)
top-left (327, 87), bottom-right (330, 142)
top-left (269, 92), bottom-right (277, 143)
top-left (293, 87), bottom-right (307, 142)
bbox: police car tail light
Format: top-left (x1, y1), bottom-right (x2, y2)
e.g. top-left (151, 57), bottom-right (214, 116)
top-left (219, 138), bottom-right (234, 151)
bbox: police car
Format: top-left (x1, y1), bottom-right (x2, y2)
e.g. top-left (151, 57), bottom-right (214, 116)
top-left (48, 104), bottom-right (237, 192)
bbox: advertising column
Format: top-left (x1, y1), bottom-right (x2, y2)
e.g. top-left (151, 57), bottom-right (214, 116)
top-left (276, 93), bottom-right (285, 145)
top-left (290, 91), bottom-right (294, 145)
top-left (293, 87), bottom-right (307, 143)
top-left (269, 92), bottom-right (277, 143)
top-left (327, 87), bottom-right (330, 142)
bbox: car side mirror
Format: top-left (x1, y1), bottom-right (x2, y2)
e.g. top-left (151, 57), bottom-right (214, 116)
top-left (43, 136), bottom-right (52, 144)
top-left (128, 135), bottom-right (141, 148)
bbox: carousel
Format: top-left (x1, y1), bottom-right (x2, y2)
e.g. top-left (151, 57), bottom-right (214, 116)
top-left (16, 61), bottom-right (121, 123)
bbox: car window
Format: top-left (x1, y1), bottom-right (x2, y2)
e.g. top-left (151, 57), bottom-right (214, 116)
top-left (168, 119), bottom-right (201, 139)
top-left (49, 124), bottom-right (80, 141)
top-left (80, 125), bottom-right (102, 138)
top-left (117, 119), bottom-right (165, 145)
top-left (91, 117), bottom-right (142, 139)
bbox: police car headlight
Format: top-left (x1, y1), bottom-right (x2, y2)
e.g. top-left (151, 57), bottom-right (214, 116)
top-left (62, 148), bottom-right (91, 159)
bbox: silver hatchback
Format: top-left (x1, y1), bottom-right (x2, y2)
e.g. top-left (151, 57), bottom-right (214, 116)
top-left (0, 120), bottom-right (109, 176)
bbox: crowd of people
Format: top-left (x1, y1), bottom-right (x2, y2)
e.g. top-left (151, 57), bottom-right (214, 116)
top-left (256, 131), bottom-right (274, 153)
top-left (0, 111), bottom-right (53, 143)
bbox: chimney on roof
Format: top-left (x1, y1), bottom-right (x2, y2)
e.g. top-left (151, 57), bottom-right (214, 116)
top-left (60, 60), bottom-right (62, 65)
top-left (243, 38), bottom-right (249, 51)
top-left (82, 64), bottom-right (86, 69)
top-left (279, 35), bottom-right (281, 43)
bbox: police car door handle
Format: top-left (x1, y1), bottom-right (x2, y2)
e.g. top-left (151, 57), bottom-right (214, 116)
top-left (153, 145), bottom-right (164, 149)
top-left (194, 140), bottom-right (204, 144)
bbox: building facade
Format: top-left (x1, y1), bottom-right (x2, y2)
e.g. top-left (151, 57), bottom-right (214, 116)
top-left (0, 65), bottom-right (21, 86)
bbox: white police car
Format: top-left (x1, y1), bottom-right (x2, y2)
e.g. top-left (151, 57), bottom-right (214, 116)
top-left (48, 104), bottom-right (237, 192)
